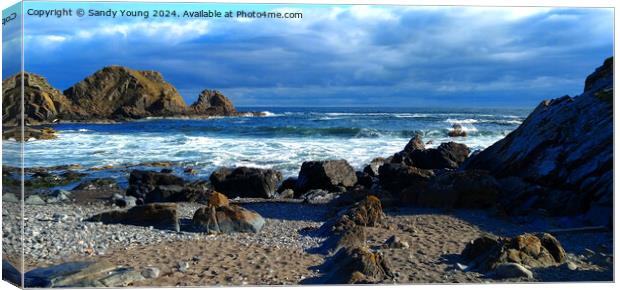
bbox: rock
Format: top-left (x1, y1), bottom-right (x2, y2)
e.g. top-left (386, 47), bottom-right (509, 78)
top-left (2, 193), bottom-right (19, 203)
top-left (210, 167), bottom-right (283, 198)
top-left (73, 178), bottom-right (119, 191)
top-left (405, 142), bottom-right (470, 170)
top-left (190, 89), bottom-right (236, 115)
top-left (25, 195), bottom-right (46, 205)
top-left (562, 261), bottom-right (578, 271)
top-left (461, 232), bottom-right (566, 273)
top-left (206, 191), bottom-right (229, 208)
top-left (448, 124), bottom-right (467, 137)
top-left (278, 189), bottom-right (295, 199)
top-left (126, 170), bottom-right (185, 204)
top-left (322, 246), bottom-right (394, 284)
top-left (363, 157), bottom-right (386, 177)
top-left (277, 177), bottom-right (297, 193)
top-left (192, 205), bottom-right (265, 234)
top-left (87, 203), bottom-right (180, 231)
top-left (384, 235), bottom-right (409, 249)
top-left (494, 263), bottom-right (533, 279)
top-left (301, 189), bottom-right (337, 204)
top-left (2, 72), bottom-right (85, 126)
top-left (295, 160), bottom-right (358, 194)
top-left (378, 163), bottom-right (434, 200)
top-left (536, 232), bottom-right (566, 264)
top-left (3, 127), bottom-right (58, 141)
top-left (176, 261), bottom-right (189, 273)
top-left (63, 66), bottom-right (188, 120)
top-left (45, 189), bottom-right (72, 203)
top-left (417, 170), bottom-right (500, 208)
top-left (404, 134), bottom-right (426, 153)
top-left (332, 195), bottom-right (384, 233)
top-left (113, 195), bottom-right (137, 208)
top-left (463, 57), bottom-right (612, 216)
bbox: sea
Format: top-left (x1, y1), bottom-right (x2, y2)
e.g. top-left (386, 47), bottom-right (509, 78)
top-left (3, 107), bottom-right (531, 178)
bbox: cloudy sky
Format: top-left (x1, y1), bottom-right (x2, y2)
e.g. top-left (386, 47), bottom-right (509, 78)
top-left (4, 3), bottom-right (614, 108)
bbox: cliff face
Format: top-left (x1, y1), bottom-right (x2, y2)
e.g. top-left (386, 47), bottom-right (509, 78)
top-left (463, 57), bottom-right (613, 221)
top-left (190, 89), bottom-right (236, 115)
top-left (63, 66), bottom-right (188, 119)
top-left (2, 72), bottom-right (84, 125)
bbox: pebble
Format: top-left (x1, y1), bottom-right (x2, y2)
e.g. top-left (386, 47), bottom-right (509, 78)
top-left (141, 267), bottom-right (161, 279)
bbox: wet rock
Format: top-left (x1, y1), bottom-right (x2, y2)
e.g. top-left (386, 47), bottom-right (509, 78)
top-left (494, 263), bottom-right (533, 279)
top-left (126, 170), bottom-right (185, 204)
top-left (363, 157), bottom-right (386, 177)
top-left (403, 134), bottom-right (425, 153)
top-left (73, 178), bottom-right (119, 191)
top-left (295, 160), bottom-right (358, 194)
top-left (210, 167), bottom-right (283, 198)
top-left (193, 205), bottom-right (265, 234)
top-left (87, 203), bottom-right (180, 231)
top-left (448, 124), bottom-right (467, 137)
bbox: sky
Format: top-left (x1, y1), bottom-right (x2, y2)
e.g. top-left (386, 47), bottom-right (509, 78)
top-left (2, 3), bottom-right (614, 108)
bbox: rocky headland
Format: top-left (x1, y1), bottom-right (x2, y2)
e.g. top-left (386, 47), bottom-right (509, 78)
top-left (1, 58), bottom-right (613, 286)
top-left (2, 66), bottom-right (263, 138)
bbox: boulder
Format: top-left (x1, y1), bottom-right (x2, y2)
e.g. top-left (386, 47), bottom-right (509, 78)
top-left (378, 163), bottom-right (434, 195)
top-left (206, 191), bottom-right (229, 208)
top-left (461, 232), bottom-right (566, 273)
top-left (209, 167), bottom-right (283, 198)
top-left (494, 263), bottom-right (533, 279)
top-left (277, 177), bottom-right (297, 194)
top-left (189, 89), bottom-right (236, 115)
top-left (295, 160), bottom-right (358, 194)
top-left (73, 178), bottom-right (119, 191)
top-left (332, 195), bottom-right (384, 233)
top-left (2, 193), bottom-right (19, 203)
top-left (87, 203), bottom-right (179, 231)
top-left (322, 246), bottom-right (394, 284)
top-left (192, 205), bottom-right (265, 234)
top-left (126, 170), bottom-right (185, 204)
top-left (301, 189), bottom-right (338, 204)
top-left (363, 157), bottom-right (386, 177)
top-left (463, 57), bottom-right (612, 216)
top-left (448, 124), bottom-right (467, 137)
top-left (405, 142), bottom-right (470, 169)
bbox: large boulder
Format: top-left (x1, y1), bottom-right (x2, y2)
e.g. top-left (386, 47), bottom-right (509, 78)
top-left (463, 57), bottom-right (613, 220)
top-left (378, 163), bottom-right (434, 197)
top-left (461, 232), bottom-right (566, 273)
top-left (404, 142), bottom-right (470, 169)
top-left (87, 203), bottom-right (179, 231)
top-left (296, 160), bottom-right (358, 194)
top-left (332, 195), bottom-right (384, 233)
top-left (209, 167), bottom-right (283, 198)
top-left (126, 170), bottom-right (185, 204)
top-left (63, 66), bottom-right (188, 120)
top-left (323, 246), bottom-right (394, 284)
top-left (192, 204), bottom-right (265, 234)
top-left (189, 89), bottom-right (236, 115)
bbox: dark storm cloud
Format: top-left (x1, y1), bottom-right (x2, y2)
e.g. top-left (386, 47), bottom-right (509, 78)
top-left (20, 5), bottom-right (613, 108)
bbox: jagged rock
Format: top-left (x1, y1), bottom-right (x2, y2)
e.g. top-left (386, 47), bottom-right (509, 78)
top-left (363, 157), bottom-right (386, 177)
top-left (461, 232), bottom-right (566, 273)
top-left (2, 72), bottom-right (84, 125)
top-left (322, 246), bottom-right (394, 284)
top-left (206, 191), bottom-right (229, 208)
top-left (64, 66), bottom-right (187, 120)
top-left (463, 57), bottom-right (613, 219)
top-left (190, 89), bottom-right (236, 115)
top-left (126, 170), bottom-right (185, 204)
top-left (87, 203), bottom-right (179, 231)
top-left (192, 204), bottom-right (265, 234)
top-left (332, 195), bottom-right (384, 233)
top-left (404, 134), bottom-right (426, 153)
top-left (209, 167), bottom-right (283, 198)
top-left (494, 263), bottom-right (533, 279)
top-left (404, 142), bottom-right (470, 169)
top-left (295, 160), bottom-right (358, 195)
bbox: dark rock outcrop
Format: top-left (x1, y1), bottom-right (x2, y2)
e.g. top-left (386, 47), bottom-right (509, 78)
top-left (87, 203), bottom-right (179, 231)
top-left (209, 167), bottom-right (283, 198)
top-left (295, 160), bottom-right (358, 195)
top-left (190, 89), bottom-right (236, 115)
top-left (417, 170), bottom-right (501, 208)
top-left (125, 170), bottom-right (185, 204)
top-left (404, 142), bottom-right (470, 170)
top-left (378, 163), bottom-right (434, 201)
top-left (463, 57), bottom-right (613, 222)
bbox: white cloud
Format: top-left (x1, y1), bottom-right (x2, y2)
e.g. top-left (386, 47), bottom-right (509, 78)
top-left (76, 20), bottom-right (209, 43)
